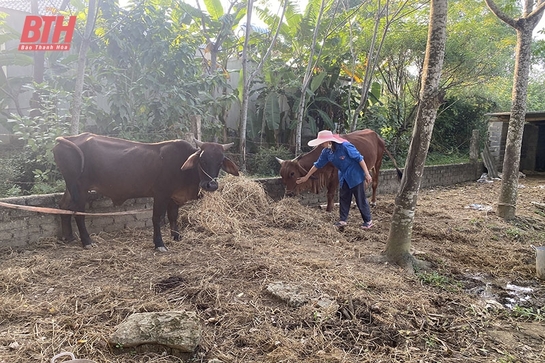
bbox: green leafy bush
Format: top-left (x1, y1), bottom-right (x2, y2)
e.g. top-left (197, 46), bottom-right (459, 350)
top-left (0, 146), bottom-right (24, 197)
top-left (6, 83), bottom-right (71, 195)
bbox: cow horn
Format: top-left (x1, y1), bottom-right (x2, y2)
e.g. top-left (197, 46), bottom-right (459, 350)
top-left (194, 138), bottom-right (203, 148)
top-left (222, 142), bottom-right (234, 151)
top-left (275, 157), bottom-right (285, 165)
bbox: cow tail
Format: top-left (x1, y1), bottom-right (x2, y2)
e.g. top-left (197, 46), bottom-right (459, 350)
top-left (56, 137), bottom-right (85, 174)
top-left (384, 147), bottom-right (403, 180)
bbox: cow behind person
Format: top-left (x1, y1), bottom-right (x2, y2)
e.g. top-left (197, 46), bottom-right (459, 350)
top-left (276, 129), bottom-right (402, 212)
top-left (53, 133), bottom-right (239, 251)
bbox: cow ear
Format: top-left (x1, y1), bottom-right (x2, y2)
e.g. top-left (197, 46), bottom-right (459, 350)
top-left (181, 150), bottom-right (200, 171)
top-left (222, 157), bottom-right (239, 176)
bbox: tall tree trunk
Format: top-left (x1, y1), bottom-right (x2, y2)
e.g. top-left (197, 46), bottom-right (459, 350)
top-left (349, 0), bottom-right (410, 132)
top-left (29, 0), bottom-right (43, 118)
top-left (485, 0), bottom-right (545, 220)
top-left (240, 0), bottom-right (287, 168)
top-left (350, 0), bottom-right (382, 132)
top-left (294, 0), bottom-right (327, 155)
top-left (239, 0), bottom-right (254, 171)
top-left (70, 0), bottom-right (98, 135)
top-left (383, 0), bottom-right (447, 272)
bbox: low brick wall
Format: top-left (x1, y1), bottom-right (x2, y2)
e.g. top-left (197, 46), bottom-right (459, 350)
top-left (0, 192), bottom-right (155, 248)
top-left (0, 162), bottom-right (483, 249)
top-left (258, 162), bottom-right (484, 206)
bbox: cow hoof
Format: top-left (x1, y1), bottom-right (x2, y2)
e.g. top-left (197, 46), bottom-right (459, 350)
top-left (156, 246), bottom-right (168, 252)
top-left (370, 202), bottom-right (377, 207)
top-left (172, 234), bottom-right (181, 241)
top-left (83, 243), bottom-right (96, 249)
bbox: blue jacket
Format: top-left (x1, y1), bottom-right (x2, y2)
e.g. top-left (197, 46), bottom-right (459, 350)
top-left (314, 141), bottom-right (365, 188)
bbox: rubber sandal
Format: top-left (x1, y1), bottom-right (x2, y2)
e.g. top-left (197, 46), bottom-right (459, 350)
top-left (361, 221), bottom-right (374, 229)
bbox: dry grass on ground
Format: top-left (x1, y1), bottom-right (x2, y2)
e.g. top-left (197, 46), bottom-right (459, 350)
top-left (1, 174), bottom-right (545, 363)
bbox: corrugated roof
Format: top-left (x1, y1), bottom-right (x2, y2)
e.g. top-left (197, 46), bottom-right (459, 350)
top-left (0, 0), bottom-right (69, 15)
top-left (486, 111), bottom-right (545, 123)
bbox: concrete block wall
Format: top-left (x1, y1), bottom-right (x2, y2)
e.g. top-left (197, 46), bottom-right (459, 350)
top-left (418, 162), bottom-right (484, 189)
top-left (0, 162), bottom-right (484, 249)
top-left (487, 122), bottom-right (508, 171)
top-left (0, 192), bottom-right (153, 248)
top-left (258, 162), bottom-right (484, 208)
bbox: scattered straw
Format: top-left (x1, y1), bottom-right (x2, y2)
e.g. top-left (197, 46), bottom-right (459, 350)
top-left (1, 175), bottom-right (544, 362)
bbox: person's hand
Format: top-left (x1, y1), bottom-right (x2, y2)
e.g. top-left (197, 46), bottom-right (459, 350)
top-left (365, 174), bottom-right (372, 186)
top-left (296, 175), bottom-right (309, 184)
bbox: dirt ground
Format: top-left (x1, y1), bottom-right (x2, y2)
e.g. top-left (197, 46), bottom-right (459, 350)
top-left (1, 174), bottom-right (544, 363)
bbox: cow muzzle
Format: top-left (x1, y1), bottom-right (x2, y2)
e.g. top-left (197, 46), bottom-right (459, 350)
top-left (285, 189), bottom-right (296, 197)
top-left (200, 180), bottom-right (218, 191)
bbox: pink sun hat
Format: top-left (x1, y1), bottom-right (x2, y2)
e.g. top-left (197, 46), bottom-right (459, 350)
top-left (308, 130), bottom-right (345, 147)
top-left (333, 133), bottom-right (347, 143)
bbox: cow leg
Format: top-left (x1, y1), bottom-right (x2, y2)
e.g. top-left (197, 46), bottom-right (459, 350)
top-left (71, 189), bottom-right (94, 248)
top-left (167, 199), bottom-right (181, 241)
top-left (58, 189), bottom-right (95, 246)
top-left (370, 168), bottom-right (379, 207)
top-left (58, 191), bottom-right (76, 242)
top-left (74, 215), bottom-right (94, 248)
top-left (68, 187), bottom-right (94, 248)
top-left (325, 170), bottom-right (339, 212)
top-left (58, 183), bottom-right (94, 248)
top-left (325, 188), bottom-right (335, 212)
top-left (152, 200), bottom-right (169, 252)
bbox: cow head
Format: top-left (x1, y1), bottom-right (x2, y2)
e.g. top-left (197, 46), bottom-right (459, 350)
top-left (276, 156), bottom-right (309, 197)
top-left (181, 140), bottom-right (239, 191)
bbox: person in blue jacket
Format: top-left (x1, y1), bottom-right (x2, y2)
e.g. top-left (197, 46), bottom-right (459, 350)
top-left (296, 130), bottom-right (374, 229)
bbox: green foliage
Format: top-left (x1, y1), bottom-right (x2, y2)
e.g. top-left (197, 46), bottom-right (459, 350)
top-left (91, 0), bottom-right (235, 141)
top-left (510, 305), bottom-right (544, 322)
top-left (526, 67), bottom-right (545, 111)
top-left (504, 227), bottom-right (522, 240)
top-left (416, 271), bottom-right (461, 292)
top-left (247, 145), bottom-right (294, 177)
top-left (0, 146), bottom-right (23, 197)
top-left (424, 152), bottom-right (468, 166)
top-left (431, 96), bottom-right (495, 155)
top-left (252, 1), bottom-right (355, 141)
top-left (0, 14), bottom-right (34, 127)
top-left (7, 83), bottom-right (71, 195)
top-left (30, 170), bottom-right (66, 195)
top-left (1, 0), bottom-right (537, 200)
top-left (417, 271), bottom-right (448, 286)
top-left (264, 91), bottom-right (281, 131)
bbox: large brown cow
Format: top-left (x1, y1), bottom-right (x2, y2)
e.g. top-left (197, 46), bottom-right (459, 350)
top-left (276, 129), bottom-right (402, 212)
top-left (53, 133), bottom-right (239, 251)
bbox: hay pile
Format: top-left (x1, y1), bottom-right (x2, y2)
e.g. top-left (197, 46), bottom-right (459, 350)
top-left (181, 175), bottom-right (332, 234)
top-left (1, 175), bottom-right (545, 363)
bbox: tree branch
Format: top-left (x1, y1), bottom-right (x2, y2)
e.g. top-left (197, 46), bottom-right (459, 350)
top-left (527, 0), bottom-right (545, 23)
top-left (484, 0), bottom-right (517, 28)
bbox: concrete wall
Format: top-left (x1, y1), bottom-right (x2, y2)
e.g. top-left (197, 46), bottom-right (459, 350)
top-left (487, 121), bottom-right (507, 171)
top-left (0, 162), bottom-right (484, 249)
top-left (488, 120), bottom-right (545, 173)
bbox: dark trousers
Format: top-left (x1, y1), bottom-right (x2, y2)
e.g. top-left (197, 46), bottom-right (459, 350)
top-left (339, 181), bottom-right (372, 223)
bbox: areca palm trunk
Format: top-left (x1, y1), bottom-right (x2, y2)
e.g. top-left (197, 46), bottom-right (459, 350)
top-left (383, 0), bottom-right (447, 271)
